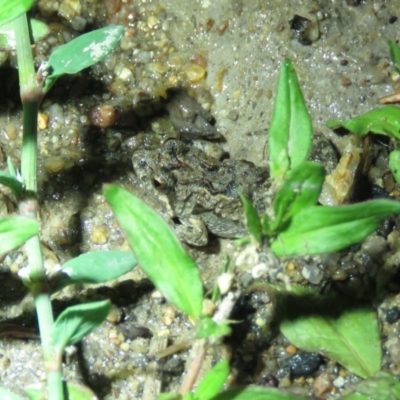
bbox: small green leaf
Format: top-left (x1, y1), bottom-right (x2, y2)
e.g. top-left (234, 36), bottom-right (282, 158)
top-left (53, 300), bottom-right (111, 353)
top-left (197, 316), bottom-right (231, 339)
top-left (271, 199), bottom-right (400, 256)
top-left (210, 387), bottom-right (309, 400)
top-left (239, 193), bottom-right (262, 243)
top-left (0, 171), bottom-right (23, 198)
top-left (0, 18), bottom-right (50, 50)
top-left (273, 161), bottom-right (325, 229)
top-left (387, 39), bottom-right (400, 74)
top-left (104, 184), bottom-right (203, 319)
top-left (0, 386), bottom-right (25, 400)
top-left (0, 0), bottom-right (34, 26)
top-left (326, 106), bottom-right (400, 140)
top-left (0, 216), bottom-right (38, 256)
top-left (45, 25), bottom-right (124, 92)
top-left (341, 393), bottom-right (371, 400)
top-left (278, 291), bottom-right (381, 378)
top-left (269, 59), bottom-right (313, 179)
top-left (51, 250), bottom-right (137, 292)
top-left (194, 360), bottom-right (229, 400)
top-left (7, 157), bottom-right (18, 179)
top-left (261, 213), bottom-right (273, 236)
top-left (354, 372), bottom-right (400, 400)
top-left (389, 150), bottom-right (400, 184)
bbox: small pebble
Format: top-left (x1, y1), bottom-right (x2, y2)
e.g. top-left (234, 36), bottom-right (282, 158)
top-left (340, 77), bottom-right (352, 86)
top-left (288, 352), bottom-right (322, 378)
top-left (90, 105), bottom-right (117, 128)
top-left (386, 306), bottom-right (400, 324)
top-left (333, 376), bottom-right (345, 388)
top-left (162, 305), bottom-right (176, 326)
top-left (313, 371), bottom-right (333, 397)
top-left (38, 113), bottom-right (49, 130)
top-left (182, 63), bottom-right (206, 83)
top-left (90, 226), bottom-right (110, 244)
top-left (302, 264), bottom-right (323, 285)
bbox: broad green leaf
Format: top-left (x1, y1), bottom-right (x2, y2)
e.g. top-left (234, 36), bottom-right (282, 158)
top-left (197, 316), bottom-right (231, 339)
top-left (0, 171), bottom-right (23, 198)
top-left (354, 372), bottom-right (400, 400)
top-left (0, 0), bottom-right (34, 26)
top-left (326, 106), bottom-right (400, 140)
top-left (104, 184), bottom-right (203, 319)
top-left (53, 300), bottom-right (111, 353)
top-left (0, 18), bottom-right (50, 50)
top-left (388, 39), bottom-right (400, 74)
top-left (45, 25), bottom-right (124, 92)
top-left (51, 250), bottom-right (137, 292)
top-left (0, 386), bottom-right (25, 400)
top-left (195, 360), bottom-right (229, 400)
top-left (239, 193), bottom-right (262, 243)
top-left (273, 161), bottom-right (325, 229)
top-left (280, 303), bottom-right (381, 378)
top-left (269, 59), bottom-right (313, 179)
top-left (389, 150), bottom-right (400, 184)
top-left (0, 216), bottom-right (38, 256)
top-left (271, 199), bottom-right (400, 256)
top-left (210, 387), bottom-right (309, 400)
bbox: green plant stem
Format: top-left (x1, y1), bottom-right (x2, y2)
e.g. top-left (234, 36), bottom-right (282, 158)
top-left (14, 13), bottom-right (64, 400)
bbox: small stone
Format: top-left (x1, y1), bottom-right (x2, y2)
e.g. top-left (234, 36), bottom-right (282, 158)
top-left (44, 156), bottom-right (74, 174)
top-left (333, 376), bottom-right (345, 388)
top-left (162, 305), bottom-right (176, 326)
top-left (4, 124), bottom-right (18, 140)
top-left (288, 352), bottom-right (322, 378)
top-left (313, 371), bottom-right (333, 397)
top-left (302, 264), bottom-right (323, 285)
top-left (90, 226), bottom-right (110, 244)
top-left (37, 113), bottom-right (49, 130)
top-left (340, 77), bottom-right (352, 86)
top-left (90, 105), bottom-right (117, 128)
top-left (182, 63), bottom-right (206, 83)
top-left (386, 306), bottom-right (400, 324)
top-left (217, 272), bottom-right (234, 295)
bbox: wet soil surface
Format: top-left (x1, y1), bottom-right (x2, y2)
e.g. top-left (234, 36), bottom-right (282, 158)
top-left (1, 0), bottom-right (400, 399)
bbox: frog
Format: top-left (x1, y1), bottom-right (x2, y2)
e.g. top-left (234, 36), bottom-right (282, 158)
top-left (131, 138), bottom-right (269, 246)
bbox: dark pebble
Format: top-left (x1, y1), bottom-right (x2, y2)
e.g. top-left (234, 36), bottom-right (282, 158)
top-left (117, 323), bottom-right (152, 340)
top-left (386, 307), bottom-right (400, 324)
top-left (389, 16), bottom-right (398, 24)
top-left (288, 352), bottom-right (322, 378)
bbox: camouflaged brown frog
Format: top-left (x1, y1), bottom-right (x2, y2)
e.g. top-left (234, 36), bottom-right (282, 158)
top-left (132, 138), bottom-right (269, 246)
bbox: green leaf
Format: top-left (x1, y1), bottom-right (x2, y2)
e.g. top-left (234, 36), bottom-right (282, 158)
top-left (7, 157), bottom-right (18, 179)
top-left (271, 199), bottom-right (400, 256)
top-left (354, 372), bottom-right (400, 400)
top-left (0, 171), bottom-right (23, 198)
top-left (210, 387), bottom-right (309, 400)
top-left (389, 150), bottom-right (400, 184)
top-left (0, 0), bottom-right (34, 26)
top-left (104, 184), bottom-right (203, 319)
top-left (0, 386), bottom-right (25, 400)
top-left (387, 39), bottom-right (400, 74)
top-left (341, 394), bottom-right (371, 400)
top-left (45, 25), bottom-right (124, 92)
top-left (269, 59), bottom-right (313, 179)
top-left (197, 316), bottom-right (231, 339)
top-left (0, 18), bottom-right (50, 50)
top-left (0, 216), bottom-right (38, 256)
top-left (51, 250), bottom-right (137, 292)
top-left (279, 294), bottom-right (381, 378)
top-left (53, 300), bottom-right (111, 354)
top-left (194, 360), bottom-right (229, 400)
top-left (239, 193), bottom-right (262, 243)
top-left (26, 382), bottom-right (96, 400)
top-left (326, 106), bottom-right (400, 140)
top-left (273, 161), bottom-right (325, 229)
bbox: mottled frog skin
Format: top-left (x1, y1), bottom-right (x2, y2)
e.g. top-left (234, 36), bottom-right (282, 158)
top-left (132, 138), bottom-right (268, 246)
